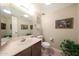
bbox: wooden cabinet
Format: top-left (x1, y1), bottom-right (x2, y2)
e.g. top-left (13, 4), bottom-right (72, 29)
top-left (32, 41), bottom-right (41, 56)
top-left (15, 41), bottom-right (41, 56)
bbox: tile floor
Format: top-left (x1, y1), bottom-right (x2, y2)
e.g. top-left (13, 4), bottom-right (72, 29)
top-left (42, 47), bottom-right (64, 56)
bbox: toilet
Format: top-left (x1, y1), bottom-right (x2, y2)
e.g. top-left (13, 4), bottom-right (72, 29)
top-left (41, 42), bottom-right (50, 49)
top-left (37, 35), bottom-right (50, 49)
top-left (41, 42), bottom-right (51, 55)
top-left (37, 35), bottom-right (51, 55)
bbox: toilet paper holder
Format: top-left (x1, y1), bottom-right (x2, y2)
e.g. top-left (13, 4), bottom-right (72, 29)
top-left (50, 38), bottom-right (54, 42)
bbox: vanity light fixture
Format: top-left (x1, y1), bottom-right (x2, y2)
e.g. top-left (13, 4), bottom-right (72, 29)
top-left (44, 2), bottom-right (51, 5)
top-left (3, 9), bottom-right (11, 14)
top-left (24, 14), bottom-right (28, 18)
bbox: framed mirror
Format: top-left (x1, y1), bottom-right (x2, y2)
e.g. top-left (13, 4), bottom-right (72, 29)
top-left (0, 3), bottom-right (42, 47)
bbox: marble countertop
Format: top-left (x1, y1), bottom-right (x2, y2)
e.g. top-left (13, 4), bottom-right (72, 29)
top-left (1, 37), bottom-right (11, 46)
top-left (0, 36), bottom-right (42, 56)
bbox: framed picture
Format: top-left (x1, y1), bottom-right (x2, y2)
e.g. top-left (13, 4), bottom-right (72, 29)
top-left (10, 24), bottom-right (12, 30)
top-left (55, 18), bottom-right (73, 29)
top-left (1, 23), bottom-right (6, 30)
top-left (30, 25), bottom-right (33, 30)
top-left (21, 24), bottom-right (28, 30)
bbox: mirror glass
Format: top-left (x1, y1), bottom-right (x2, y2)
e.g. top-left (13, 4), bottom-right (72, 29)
top-left (0, 3), bottom-right (42, 47)
top-left (0, 3), bottom-right (43, 47)
top-left (0, 3), bottom-right (33, 46)
top-left (0, 4), bottom-right (12, 46)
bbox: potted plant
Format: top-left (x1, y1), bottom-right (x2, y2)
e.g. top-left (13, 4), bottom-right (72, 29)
top-left (60, 39), bottom-right (79, 56)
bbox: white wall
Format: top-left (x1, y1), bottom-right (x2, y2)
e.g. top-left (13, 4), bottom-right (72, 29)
top-left (77, 4), bottom-right (79, 43)
top-left (12, 16), bottom-right (18, 37)
top-left (32, 14), bottom-right (43, 36)
top-left (41, 4), bottom-right (78, 49)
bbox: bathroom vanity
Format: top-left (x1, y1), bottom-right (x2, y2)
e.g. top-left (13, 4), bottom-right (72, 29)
top-left (0, 3), bottom-right (43, 56)
top-left (0, 36), bottom-right (42, 56)
top-left (15, 41), bottom-right (41, 56)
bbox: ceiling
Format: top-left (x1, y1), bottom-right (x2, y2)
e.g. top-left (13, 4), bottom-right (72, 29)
top-left (34, 3), bottom-right (76, 13)
top-left (0, 3), bottom-right (76, 18)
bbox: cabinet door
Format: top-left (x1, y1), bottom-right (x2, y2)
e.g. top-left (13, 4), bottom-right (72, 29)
top-left (15, 47), bottom-right (31, 56)
top-left (31, 41), bottom-right (41, 56)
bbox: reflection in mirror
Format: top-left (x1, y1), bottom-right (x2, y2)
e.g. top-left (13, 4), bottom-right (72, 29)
top-left (0, 3), bottom-right (43, 47)
top-left (17, 16), bottom-right (33, 36)
top-left (0, 4), bottom-right (12, 46)
top-left (0, 3), bottom-right (34, 47)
